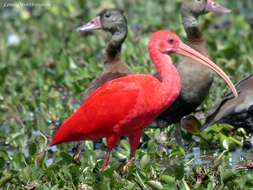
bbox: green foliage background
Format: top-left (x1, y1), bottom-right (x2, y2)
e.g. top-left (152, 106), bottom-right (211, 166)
top-left (0, 0), bottom-right (253, 189)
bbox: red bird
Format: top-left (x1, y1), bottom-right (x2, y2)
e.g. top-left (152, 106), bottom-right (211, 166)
top-left (50, 31), bottom-right (237, 171)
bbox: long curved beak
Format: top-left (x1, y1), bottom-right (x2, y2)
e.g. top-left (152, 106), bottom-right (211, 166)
top-left (206, 0), bottom-right (231, 14)
top-left (176, 42), bottom-right (238, 98)
top-left (76, 16), bottom-right (102, 33)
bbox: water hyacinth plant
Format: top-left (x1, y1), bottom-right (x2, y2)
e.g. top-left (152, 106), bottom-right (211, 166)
top-left (1, 0), bottom-right (253, 189)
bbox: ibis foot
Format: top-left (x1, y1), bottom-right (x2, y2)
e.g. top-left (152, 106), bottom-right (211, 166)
top-left (100, 165), bottom-right (109, 172)
top-left (100, 150), bottom-right (111, 172)
top-left (122, 157), bottom-right (135, 175)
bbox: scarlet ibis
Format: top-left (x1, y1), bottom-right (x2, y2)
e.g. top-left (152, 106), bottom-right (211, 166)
top-left (77, 9), bottom-right (130, 99)
top-left (50, 30), bottom-right (237, 171)
top-left (156, 0), bottom-right (231, 144)
top-left (73, 9), bottom-right (130, 161)
top-left (201, 75), bottom-right (253, 133)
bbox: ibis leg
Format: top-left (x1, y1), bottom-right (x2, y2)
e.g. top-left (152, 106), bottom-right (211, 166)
top-left (129, 130), bottom-right (142, 159)
top-left (122, 131), bottom-right (142, 172)
top-left (101, 135), bottom-right (119, 171)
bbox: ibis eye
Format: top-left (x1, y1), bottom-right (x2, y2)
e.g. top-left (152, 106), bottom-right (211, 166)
top-left (168, 38), bottom-right (174, 44)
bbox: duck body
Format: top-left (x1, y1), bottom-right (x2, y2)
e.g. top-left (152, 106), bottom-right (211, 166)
top-left (77, 9), bottom-right (131, 99)
top-left (202, 75), bottom-right (253, 132)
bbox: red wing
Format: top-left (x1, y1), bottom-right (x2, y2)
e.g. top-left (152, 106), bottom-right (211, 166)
top-left (79, 80), bottom-right (140, 132)
top-left (51, 79), bottom-right (140, 145)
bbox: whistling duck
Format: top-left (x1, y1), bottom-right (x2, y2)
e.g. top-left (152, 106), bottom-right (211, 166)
top-left (202, 75), bottom-right (253, 133)
top-left (77, 9), bottom-right (130, 98)
top-left (72, 9), bottom-right (130, 161)
top-left (156, 0), bottom-right (230, 144)
top-left (51, 30), bottom-right (237, 171)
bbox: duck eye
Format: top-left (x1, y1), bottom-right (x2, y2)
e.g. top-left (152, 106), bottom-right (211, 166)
top-left (168, 38), bottom-right (174, 44)
top-left (105, 12), bottom-right (111, 18)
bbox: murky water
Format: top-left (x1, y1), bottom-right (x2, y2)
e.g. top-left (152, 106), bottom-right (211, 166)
top-left (184, 146), bottom-right (253, 170)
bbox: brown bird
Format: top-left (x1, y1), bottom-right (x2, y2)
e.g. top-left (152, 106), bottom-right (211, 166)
top-left (156, 0), bottom-right (230, 144)
top-left (201, 75), bottom-right (253, 133)
top-left (77, 9), bottom-right (130, 99)
top-left (72, 9), bottom-right (130, 162)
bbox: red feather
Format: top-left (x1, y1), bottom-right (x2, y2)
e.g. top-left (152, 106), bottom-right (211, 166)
top-left (51, 75), bottom-right (169, 145)
top-left (50, 31), bottom-right (183, 171)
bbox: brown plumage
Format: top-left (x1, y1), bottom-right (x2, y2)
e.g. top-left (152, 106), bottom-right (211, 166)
top-left (78, 9), bottom-right (130, 99)
top-left (156, 0), bottom-right (230, 144)
top-left (202, 75), bottom-right (253, 132)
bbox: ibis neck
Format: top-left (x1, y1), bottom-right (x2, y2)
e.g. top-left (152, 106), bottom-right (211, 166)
top-left (149, 48), bottom-right (181, 99)
top-left (105, 26), bottom-right (127, 64)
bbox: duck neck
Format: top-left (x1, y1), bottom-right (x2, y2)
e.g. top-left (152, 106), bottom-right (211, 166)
top-left (149, 48), bottom-right (181, 102)
top-left (105, 26), bottom-right (127, 65)
top-left (182, 12), bottom-right (204, 44)
top-left (179, 10), bottom-right (213, 99)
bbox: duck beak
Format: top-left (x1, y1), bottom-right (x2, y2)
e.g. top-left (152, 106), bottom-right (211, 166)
top-left (175, 41), bottom-right (238, 98)
top-left (206, 0), bottom-right (231, 14)
top-left (76, 16), bottom-right (102, 33)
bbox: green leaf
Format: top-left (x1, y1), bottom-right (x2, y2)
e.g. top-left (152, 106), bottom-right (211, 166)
top-left (160, 175), bottom-right (175, 185)
top-left (140, 154), bottom-right (150, 169)
top-left (0, 157), bottom-right (5, 170)
top-left (174, 162), bottom-right (185, 180)
top-left (147, 180), bottom-right (163, 190)
top-left (29, 143), bottom-right (37, 156)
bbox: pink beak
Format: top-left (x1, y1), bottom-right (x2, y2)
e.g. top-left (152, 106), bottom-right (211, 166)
top-left (76, 16), bottom-right (102, 33)
top-left (176, 42), bottom-right (238, 98)
top-left (206, 0), bottom-right (231, 14)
